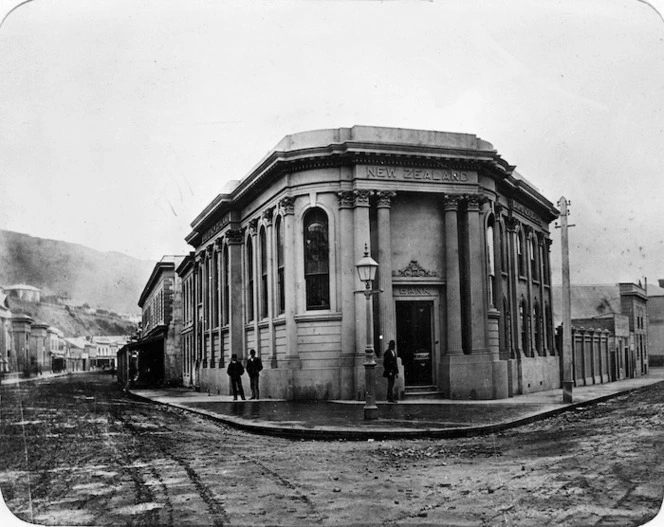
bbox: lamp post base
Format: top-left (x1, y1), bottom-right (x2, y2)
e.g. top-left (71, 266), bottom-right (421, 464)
top-left (364, 404), bottom-right (379, 420)
top-left (363, 357), bottom-right (378, 421)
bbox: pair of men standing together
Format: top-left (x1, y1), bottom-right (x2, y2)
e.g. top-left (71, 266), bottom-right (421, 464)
top-left (226, 349), bottom-right (263, 400)
top-left (228, 343), bottom-right (398, 402)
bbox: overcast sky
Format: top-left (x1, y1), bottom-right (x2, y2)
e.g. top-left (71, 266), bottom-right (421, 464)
top-left (0, 0), bottom-right (663, 287)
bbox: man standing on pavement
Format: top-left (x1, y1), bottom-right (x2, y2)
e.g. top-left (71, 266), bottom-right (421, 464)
top-left (227, 354), bottom-right (246, 401)
top-left (383, 340), bottom-right (399, 403)
top-left (246, 349), bottom-right (263, 400)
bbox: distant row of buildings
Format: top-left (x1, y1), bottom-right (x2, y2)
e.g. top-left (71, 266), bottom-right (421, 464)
top-left (0, 287), bottom-right (129, 379)
top-left (118, 126), bottom-right (654, 401)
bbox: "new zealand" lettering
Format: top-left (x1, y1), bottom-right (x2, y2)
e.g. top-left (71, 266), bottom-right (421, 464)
top-left (365, 166), bottom-right (469, 182)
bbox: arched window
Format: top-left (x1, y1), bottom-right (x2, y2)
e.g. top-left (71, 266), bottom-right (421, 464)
top-left (487, 220), bottom-right (495, 307)
top-left (276, 215), bottom-right (285, 315)
top-left (503, 296), bottom-right (511, 355)
top-left (545, 302), bottom-right (552, 353)
top-left (260, 227), bottom-right (268, 319)
top-left (529, 236), bottom-right (539, 281)
top-left (499, 221), bottom-right (507, 271)
top-left (533, 300), bottom-right (542, 355)
top-left (213, 250), bottom-right (219, 326)
top-left (540, 242), bottom-right (549, 284)
top-left (520, 298), bottom-right (529, 356)
top-left (246, 237), bottom-right (254, 321)
top-left (303, 208), bottom-right (330, 310)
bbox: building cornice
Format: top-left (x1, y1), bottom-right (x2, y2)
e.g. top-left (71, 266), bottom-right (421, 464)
top-left (186, 126), bottom-right (559, 242)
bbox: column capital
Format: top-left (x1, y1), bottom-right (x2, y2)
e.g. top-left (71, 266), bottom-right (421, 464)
top-left (262, 207), bottom-right (274, 227)
top-left (337, 191), bottom-right (355, 209)
top-left (442, 193), bottom-right (463, 211)
top-left (214, 237), bottom-right (224, 249)
top-left (353, 189), bottom-right (373, 207)
top-left (375, 190), bottom-right (396, 208)
top-left (504, 216), bottom-right (519, 232)
top-left (205, 244), bottom-right (214, 257)
top-left (226, 228), bottom-right (244, 245)
top-left (464, 193), bottom-right (481, 211)
top-left (195, 252), bottom-right (204, 265)
top-left (495, 202), bottom-right (504, 216)
top-left (279, 196), bottom-right (295, 215)
top-left (248, 218), bottom-right (258, 236)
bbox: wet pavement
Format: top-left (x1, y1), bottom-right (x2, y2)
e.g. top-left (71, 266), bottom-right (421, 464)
top-left (128, 368), bottom-right (664, 440)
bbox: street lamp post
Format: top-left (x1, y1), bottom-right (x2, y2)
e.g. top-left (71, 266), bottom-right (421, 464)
top-left (356, 244), bottom-right (380, 420)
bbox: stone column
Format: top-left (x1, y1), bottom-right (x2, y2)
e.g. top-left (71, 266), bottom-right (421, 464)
top-left (338, 190), bottom-right (357, 399)
top-left (465, 194), bottom-right (488, 353)
top-left (280, 197), bottom-right (299, 366)
top-left (443, 194), bottom-right (463, 355)
top-left (193, 254), bottom-right (201, 368)
top-left (227, 228), bottom-right (245, 361)
top-left (248, 218), bottom-right (259, 351)
top-left (215, 238), bottom-right (225, 367)
top-left (353, 189), bottom-right (373, 399)
top-left (504, 216), bottom-right (519, 361)
top-left (376, 191), bottom-right (396, 350)
top-left (206, 243), bottom-right (214, 367)
top-left (263, 208), bottom-right (276, 365)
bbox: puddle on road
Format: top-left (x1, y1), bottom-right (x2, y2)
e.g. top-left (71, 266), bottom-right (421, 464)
top-left (115, 502), bottom-right (164, 515)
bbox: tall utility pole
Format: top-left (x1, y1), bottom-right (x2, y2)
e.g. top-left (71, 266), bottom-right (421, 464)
top-left (558, 196), bottom-right (574, 403)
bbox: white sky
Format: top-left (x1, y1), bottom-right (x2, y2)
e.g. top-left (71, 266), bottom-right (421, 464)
top-left (0, 0), bottom-right (663, 287)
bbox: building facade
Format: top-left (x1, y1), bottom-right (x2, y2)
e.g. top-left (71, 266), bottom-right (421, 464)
top-left (117, 256), bottom-right (184, 387)
top-left (554, 281), bottom-right (649, 383)
top-left (179, 126), bottom-right (560, 401)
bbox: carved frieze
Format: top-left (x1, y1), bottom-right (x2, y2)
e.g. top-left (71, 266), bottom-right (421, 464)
top-left (393, 260), bottom-right (437, 278)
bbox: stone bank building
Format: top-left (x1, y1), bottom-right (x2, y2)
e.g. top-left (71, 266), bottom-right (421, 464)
top-left (180, 126), bottom-right (560, 400)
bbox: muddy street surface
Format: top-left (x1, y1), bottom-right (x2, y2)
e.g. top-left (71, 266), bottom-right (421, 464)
top-left (1, 373), bottom-right (663, 526)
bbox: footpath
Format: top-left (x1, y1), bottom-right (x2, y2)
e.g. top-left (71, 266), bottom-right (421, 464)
top-left (127, 368), bottom-right (664, 440)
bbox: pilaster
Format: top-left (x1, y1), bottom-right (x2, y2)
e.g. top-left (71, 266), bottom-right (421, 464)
top-left (279, 196), bottom-right (300, 366)
top-left (227, 228), bottom-right (245, 361)
top-left (376, 191), bottom-right (396, 351)
top-left (338, 190), bottom-right (357, 398)
top-left (443, 194), bottom-right (463, 355)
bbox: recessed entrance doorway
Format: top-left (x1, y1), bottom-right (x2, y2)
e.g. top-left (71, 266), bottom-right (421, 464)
top-left (396, 301), bottom-right (434, 387)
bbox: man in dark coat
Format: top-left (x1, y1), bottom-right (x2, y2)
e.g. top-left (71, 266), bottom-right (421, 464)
top-left (246, 348), bottom-right (263, 400)
top-left (227, 354), bottom-right (246, 400)
top-left (383, 340), bottom-right (399, 403)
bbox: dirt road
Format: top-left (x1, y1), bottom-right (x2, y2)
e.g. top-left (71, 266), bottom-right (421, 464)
top-left (1, 373), bottom-right (662, 526)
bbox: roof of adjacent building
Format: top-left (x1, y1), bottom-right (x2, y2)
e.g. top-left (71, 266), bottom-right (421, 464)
top-left (552, 283), bottom-right (647, 326)
top-left (138, 255), bottom-right (185, 308)
top-left (63, 337), bottom-right (88, 349)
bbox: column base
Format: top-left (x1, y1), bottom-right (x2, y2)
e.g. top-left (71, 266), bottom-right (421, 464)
top-left (562, 381), bottom-right (574, 403)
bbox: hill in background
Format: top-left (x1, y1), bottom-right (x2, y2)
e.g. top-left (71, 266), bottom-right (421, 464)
top-left (7, 298), bottom-right (137, 338)
top-left (0, 229), bottom-right (155, 315)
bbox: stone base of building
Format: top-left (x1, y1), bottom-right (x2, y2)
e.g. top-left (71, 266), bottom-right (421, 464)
top-left (514, 355), bottom-right (561, 394)
top-left (442, 353), bottom-right (509, 400)
top-left (193, 358), bottom-right (407, 402)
